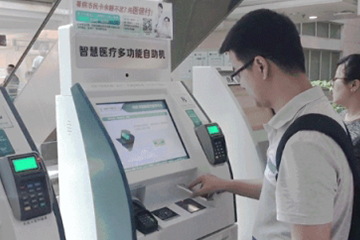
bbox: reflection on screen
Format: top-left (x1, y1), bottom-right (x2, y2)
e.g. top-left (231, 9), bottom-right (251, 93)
top-left (97, 100), bottom-right (189, 171)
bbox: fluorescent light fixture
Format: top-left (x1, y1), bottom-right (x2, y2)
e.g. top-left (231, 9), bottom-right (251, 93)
top-left (309, 16), bottom-right (318, 19)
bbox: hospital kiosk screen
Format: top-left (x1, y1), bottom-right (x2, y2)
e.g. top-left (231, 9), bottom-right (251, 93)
top-left (96, 100), bottom-right (189, 171)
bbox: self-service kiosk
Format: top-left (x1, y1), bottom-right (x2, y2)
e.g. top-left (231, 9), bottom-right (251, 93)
top-left (0, 87), bottom-right (65, 240)
top-left (57, 1), bottom-right (237, 239)
top-left (58, 81), bottom-right (237, 240)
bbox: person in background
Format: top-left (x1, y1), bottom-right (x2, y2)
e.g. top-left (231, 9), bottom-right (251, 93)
top-left (156, 17), bottom-right (171, 39)
top-left (154, 3), bottom-right (164, 35)
top-left (189, 9), bottom-right (353, 240)
top-left (4, 64), bottom-right (20, 101)
top-left (332, 54), bottom-right (360, 172)
top-left (31, 42), bottom-right (48, 72)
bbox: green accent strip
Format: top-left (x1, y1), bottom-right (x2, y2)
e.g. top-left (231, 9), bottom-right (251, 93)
top-left (12, 156), bottom-right (38, 173)
top-left (121, 101), bottom-right (166, 113)
top-left (185, 109), bottom-right (202, 127)
top-left (102, 112), bottom-right (167, 121)
top-left (76, 11), bottom-right (120, 25)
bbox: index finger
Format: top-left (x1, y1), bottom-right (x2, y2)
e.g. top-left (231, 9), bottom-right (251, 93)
top-left (188, 176), bottom-right (204, 189)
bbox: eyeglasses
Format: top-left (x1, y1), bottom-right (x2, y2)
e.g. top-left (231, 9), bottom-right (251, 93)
top-left (230, 59), bottom-right (255, 83)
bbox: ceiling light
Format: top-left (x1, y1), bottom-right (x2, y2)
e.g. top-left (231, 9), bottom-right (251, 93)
top-left (309, 16), bottom-right (318, 19)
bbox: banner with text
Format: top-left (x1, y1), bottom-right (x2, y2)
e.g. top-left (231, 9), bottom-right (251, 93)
top-left (75, 35), bottom-right (169, 69)
top-left (73, 1), bottom-right (173, 39)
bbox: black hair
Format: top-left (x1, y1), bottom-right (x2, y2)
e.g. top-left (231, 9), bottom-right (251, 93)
top-left (7, 64), bottom-right (15, 68)
top-left (219, 9), bottom-right (305, 74)
top-left (158, 3), bottom-right (163, 9)
top-left (337, 54), bottom-right (360, 83)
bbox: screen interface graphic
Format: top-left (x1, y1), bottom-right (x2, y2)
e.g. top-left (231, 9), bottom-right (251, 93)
top-left (97, 100), bottom-right (189, 171)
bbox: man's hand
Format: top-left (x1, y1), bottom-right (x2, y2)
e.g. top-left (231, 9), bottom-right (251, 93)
top-left (188, 174), bottom-right (227, 198)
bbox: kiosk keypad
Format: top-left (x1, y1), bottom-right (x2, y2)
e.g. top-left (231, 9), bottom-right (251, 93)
top-left (133, 200), bottom-right (158, 234)
top-left (20, 180), bottom-right (47, 213)
top-left (214, 140), bottom-right (226, 161)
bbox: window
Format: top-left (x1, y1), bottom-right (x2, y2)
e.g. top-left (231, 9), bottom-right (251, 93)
top-left (297, 22), bottom-right (342, 39)
top-left (321, 51), bottom-right (331, 80)
top-left (317, 22), bottom-right (329, 38)
top-left (304, 49), bottom-right (341, 80)
top-left (330, 23), bottom-right (341, 39)
top-left (331, 52), bottom-right (340, 78)
top-left (302, 22), bottom-right (316, 36)
top-left (310, 50), bottom-right (320, 80)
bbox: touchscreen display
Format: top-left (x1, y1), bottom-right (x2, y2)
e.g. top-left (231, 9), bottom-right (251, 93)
top-left (97, 100), bottom-right (189, 171)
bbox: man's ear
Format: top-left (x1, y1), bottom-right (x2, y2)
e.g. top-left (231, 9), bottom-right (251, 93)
top-left (254, 56), bottom-right (269, 80)
top-left (350, 79), bottom-right (360, 92)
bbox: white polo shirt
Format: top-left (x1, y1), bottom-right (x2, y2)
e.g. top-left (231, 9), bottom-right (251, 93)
top-left (252, 86), bottom-right (353, 240)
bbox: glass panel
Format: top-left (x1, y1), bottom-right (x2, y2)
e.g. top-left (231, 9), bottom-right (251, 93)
top-left (14, 31), bottom-right (58, 99)
top-left (302, 22), bottom-right (316, 36)
top-left (330, 23), bottom-right (341, 39)
top-left (4, 0), bottom-right (69, 102)
top-left (0, 2), bottom-right (54, 87)
top-left (331, 52), bottom-right (341, 78)
top-left (303, 49), bottom-right (310, 78)
top-left (317, 22), bottom-right (329, 38)
top-left (310, 50), bottom-right (320, 80)
top-left (321, 51), bottom-right (330, 80)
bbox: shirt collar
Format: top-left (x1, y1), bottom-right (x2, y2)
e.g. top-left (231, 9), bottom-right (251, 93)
top-left (265, 86), bottom-right (326, 130)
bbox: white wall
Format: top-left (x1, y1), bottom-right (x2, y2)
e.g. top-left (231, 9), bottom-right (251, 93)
top-left (341, 18), bottom-right (360, 56)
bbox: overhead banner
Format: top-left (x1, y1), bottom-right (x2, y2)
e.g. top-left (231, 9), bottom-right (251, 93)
top-left (75, 35), bottom-right (169, 69)
top-left (72, 0), bottom-right (173, 39)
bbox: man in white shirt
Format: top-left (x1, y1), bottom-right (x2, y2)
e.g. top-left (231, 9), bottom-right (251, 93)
top-left (189, 9), bottom-right (353, 240)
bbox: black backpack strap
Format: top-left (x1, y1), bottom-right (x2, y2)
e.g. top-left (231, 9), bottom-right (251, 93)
top-left (275, 113), bottom-right (360, 185)
top-left (275, 113), bottom-right (360, 239)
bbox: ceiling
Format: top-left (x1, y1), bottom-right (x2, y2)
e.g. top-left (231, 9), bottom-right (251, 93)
top-left (0, 0), bottom-right (358, 33)
top-left (228, 0), bottom-right (359, 23)
top-left (0, 0), bottom-right (358, 69)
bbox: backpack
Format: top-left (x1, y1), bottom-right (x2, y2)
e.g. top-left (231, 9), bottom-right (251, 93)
top-left (275, 113), bottom-right (360, 240)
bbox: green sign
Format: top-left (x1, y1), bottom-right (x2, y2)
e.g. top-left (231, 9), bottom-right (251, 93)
top-left (0, 129), bottom-right (15, 157)
top-left (76, 11), bottom-right (120, 25)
